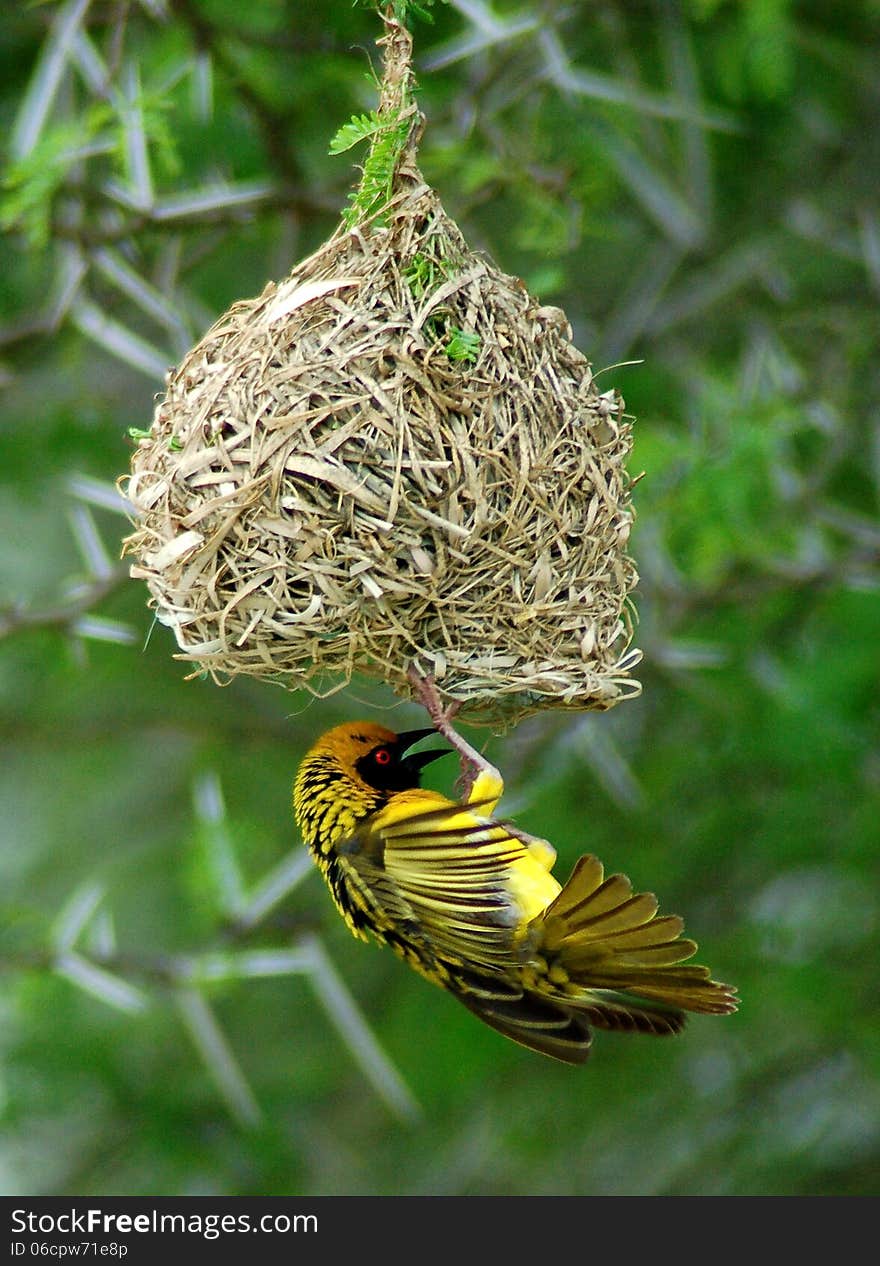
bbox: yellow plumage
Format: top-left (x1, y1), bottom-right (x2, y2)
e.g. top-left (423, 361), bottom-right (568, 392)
top-left (293, 720), bottom-right (737, 1064)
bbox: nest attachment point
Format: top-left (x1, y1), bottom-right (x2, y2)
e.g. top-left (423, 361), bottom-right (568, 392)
top-left (122, 19), bottom-right (641, 727)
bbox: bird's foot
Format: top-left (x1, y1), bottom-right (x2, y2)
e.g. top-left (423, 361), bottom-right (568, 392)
top-left (406, 666), bottom-right (499, 804)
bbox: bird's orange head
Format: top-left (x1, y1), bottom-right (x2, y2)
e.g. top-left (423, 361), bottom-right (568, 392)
top-left (293, 721), bottom-right (448, 856)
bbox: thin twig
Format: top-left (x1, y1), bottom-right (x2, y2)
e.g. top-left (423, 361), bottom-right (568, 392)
top-left (0, 568), bottom-right (128, 642)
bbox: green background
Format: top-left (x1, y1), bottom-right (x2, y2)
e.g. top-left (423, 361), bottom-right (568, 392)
top-left (1, 0), bottom-right (878, 1196)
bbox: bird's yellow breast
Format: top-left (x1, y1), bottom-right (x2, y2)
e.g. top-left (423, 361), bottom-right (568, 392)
top-left (505, 839), bottom-right (562, 929)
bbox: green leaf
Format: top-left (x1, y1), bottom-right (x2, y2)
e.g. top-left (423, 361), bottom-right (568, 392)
top-left (0, 104), bottom-right (117, 249)
top-left (444, 326), bottom-right (481, 363)
top-left (328, 111), bottom-right (385, 155)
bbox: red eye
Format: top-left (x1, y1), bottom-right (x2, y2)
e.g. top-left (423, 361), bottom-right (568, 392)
top-left (374, 747), bottom-right (392, 766)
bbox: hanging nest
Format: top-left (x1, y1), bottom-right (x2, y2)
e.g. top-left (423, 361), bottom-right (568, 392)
top-left (121, 17), bottom-right (641, 727)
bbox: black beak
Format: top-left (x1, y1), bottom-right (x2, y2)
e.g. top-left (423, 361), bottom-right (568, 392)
top-left (397, 727), bottom-right (451, 772)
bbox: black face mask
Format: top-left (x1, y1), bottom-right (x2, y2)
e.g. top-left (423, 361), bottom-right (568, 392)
top-left (355, 728), bottom-right (450, 792)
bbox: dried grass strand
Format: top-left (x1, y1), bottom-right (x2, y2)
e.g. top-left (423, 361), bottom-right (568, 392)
top-left (121, 18), bottom-right (640, 727)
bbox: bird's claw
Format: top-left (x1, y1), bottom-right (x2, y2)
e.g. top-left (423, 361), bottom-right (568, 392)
top-left (406, 665), bottom-right (486, 800)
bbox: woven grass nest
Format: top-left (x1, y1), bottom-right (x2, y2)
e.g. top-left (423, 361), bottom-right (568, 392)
top-left (122, 18), bottom-right (641, 727)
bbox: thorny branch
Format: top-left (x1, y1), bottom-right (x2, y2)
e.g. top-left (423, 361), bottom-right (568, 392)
top-left (0, 568), bottom-right (129, 642)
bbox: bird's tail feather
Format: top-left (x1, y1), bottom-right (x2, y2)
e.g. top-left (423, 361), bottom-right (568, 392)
top-left (535, 854), bottom-right (738, 1020)
top-left (443, 854), bottom-right (736, 1064)
top-left (450, 972), bottom-right (689, 1065)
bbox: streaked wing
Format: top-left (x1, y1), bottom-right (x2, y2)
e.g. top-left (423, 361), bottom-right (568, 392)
top-left (455, 984), bottom-right (595, 1064)
top-left (338, 797), bottom-right (528, 974)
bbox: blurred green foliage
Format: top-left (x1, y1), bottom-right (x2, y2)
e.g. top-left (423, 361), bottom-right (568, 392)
top-left (1, 0), bottom-right (878, 1197)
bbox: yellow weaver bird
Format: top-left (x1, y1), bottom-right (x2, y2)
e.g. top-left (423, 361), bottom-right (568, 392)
top-left (293, 697), bottom-right (737, 1064)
